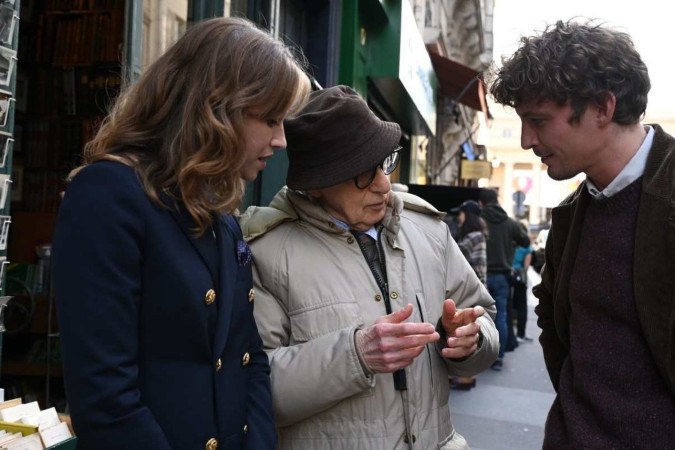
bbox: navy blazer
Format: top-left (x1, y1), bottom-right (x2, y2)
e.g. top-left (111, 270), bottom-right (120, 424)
top-left (53, 161), bottom-right (275, 449)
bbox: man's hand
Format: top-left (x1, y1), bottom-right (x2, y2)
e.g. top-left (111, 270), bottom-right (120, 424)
top-left (440, 299), bottom-right (484, 359)
top-left (355, 304), bottom-right (439, 374)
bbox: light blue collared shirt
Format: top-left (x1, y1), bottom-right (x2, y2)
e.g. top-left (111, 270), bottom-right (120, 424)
top-left (586, 125), bottom-right (654, 199)
top-left (333, 217), bottom-right (379, 240)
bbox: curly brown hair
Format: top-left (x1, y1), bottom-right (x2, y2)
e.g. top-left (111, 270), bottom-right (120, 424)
top-left (73, 17), bottom-right (310, 235)
top-left (489, 19), bottom-right (650, 124)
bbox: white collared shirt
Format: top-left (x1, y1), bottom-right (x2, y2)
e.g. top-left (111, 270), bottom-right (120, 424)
top-left (586, 125), bottom-right (654, 199)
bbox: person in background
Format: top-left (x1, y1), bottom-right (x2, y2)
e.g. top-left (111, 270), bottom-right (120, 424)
top-left (449, 200), bottom-right (489, 390)
top-left (479, 188), bottom-right (530, 371)
top-left (511, 222), bottom-right (534, 342)
top-left (453, 200), bottom-right (488, 285)
top-left (490, 19), bottom-right (675, 448)
top-left (241, 85), bottom-right (498, 449)
top-left (52, 17), bottom-right (310, 450)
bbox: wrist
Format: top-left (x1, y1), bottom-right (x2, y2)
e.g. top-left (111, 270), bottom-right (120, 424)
top-left (354, 329), bottom-right (373, 376)
top-left (436, 318), bottom-right (484, 361)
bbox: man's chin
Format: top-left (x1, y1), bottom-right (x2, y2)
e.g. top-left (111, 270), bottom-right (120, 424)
top-left (547, 167), bottom-right (579, 182)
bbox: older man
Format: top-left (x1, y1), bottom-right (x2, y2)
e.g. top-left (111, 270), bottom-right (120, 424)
top-left (240, 85), bottom-right (498, 449)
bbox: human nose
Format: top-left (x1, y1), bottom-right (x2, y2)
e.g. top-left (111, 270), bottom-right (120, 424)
top-left (370, 167), bottom-right (391, 193)
top-left (271, 123), bottom-right (287, 149)
top-left (520, 123), bottom-right (537, 150)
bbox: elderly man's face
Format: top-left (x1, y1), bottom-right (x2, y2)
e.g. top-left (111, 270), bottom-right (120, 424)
top-left (309, 167), bottom-right (391, 232)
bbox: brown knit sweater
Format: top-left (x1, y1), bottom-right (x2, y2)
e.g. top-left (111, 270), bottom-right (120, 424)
top-left (544, 177), bottom-right (675, 449)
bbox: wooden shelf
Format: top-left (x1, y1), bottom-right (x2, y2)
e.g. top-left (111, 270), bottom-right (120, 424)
top-left (43, 10), bottom-right (117, 16)
top-left (2, 361), bottom-right (63, 377)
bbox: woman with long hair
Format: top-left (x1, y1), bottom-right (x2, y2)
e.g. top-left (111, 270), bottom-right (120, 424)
top-left (451, 200), bottom-right (488, 390)
top-left (52, 17), bottom-right (309, 449)
top-left (456, 200), bottom-right (488, 284)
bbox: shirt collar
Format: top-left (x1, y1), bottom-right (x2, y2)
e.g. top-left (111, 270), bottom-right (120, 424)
top-left (586, 125), bottom-right (653, 198)
top-left (331, 217), bottom-right (379, 240)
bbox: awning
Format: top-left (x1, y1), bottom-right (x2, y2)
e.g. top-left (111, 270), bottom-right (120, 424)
top-left (427, 50), bottom-right (491, 118)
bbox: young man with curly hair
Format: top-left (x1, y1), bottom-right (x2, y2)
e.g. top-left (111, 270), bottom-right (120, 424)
top-left (490, 20), bottom-right (675, 448)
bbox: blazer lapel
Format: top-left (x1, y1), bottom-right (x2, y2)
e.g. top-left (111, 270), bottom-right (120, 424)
top-left (212, 215), bottom-right (237, 359)
top-left (166, 204), bottom-right (220, 287)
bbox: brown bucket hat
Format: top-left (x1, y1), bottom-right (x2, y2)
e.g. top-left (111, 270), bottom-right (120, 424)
top-left (284, 85), bottom-right (401, 190)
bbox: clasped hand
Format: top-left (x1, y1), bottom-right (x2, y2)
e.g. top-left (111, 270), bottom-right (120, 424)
top-left (355, 304), bottom-right (438, 374)
top-left (439, 298), bottom-right (484, 359)
top-left (355, 300), bottom-right (485, 374)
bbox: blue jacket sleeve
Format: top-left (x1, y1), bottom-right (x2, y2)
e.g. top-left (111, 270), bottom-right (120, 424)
top-left (52, 164), bottom-right (172, 449)
top-left (245, 323), bottom-right (276, 448)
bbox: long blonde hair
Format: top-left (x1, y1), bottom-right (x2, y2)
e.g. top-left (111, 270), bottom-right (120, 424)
top-left (75, 17), bottom-right (309, 235)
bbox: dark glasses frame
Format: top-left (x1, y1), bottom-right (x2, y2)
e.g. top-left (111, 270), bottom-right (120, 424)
top-left (353, 146), bottom-right (402, 189)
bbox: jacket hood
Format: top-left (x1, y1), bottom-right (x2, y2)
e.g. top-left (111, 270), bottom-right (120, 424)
top-left (239, 187), bottom-right (298, 242)
top-left (482, 203), bottom-right (509, 224)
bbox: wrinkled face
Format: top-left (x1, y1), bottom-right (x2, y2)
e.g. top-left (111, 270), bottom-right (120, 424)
top-left (309, 167), bottom-right (391, 232)
top-left (516, 99), bottom-right (603, 181)
top-left (239, 109), bottom-right (288, 182)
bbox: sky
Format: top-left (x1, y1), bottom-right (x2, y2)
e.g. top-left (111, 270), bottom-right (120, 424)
top-left (492, 0), bottom-right (675, 118)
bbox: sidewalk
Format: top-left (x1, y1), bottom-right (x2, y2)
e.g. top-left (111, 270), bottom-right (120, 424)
top-left (449, 268), bottom-right (556, 450)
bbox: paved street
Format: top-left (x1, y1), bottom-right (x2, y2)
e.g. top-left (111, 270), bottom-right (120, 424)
top-left (449, 269), bottom-right (556, 450)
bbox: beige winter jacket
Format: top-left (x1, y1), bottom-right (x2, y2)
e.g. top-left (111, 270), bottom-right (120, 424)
top-left (241, 188), bottom-right (498, 449)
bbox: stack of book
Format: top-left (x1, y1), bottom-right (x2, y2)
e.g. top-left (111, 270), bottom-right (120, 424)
top-left (0, 393), bottom-right (75, 449)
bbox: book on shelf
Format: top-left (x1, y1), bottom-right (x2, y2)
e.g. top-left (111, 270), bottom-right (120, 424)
top-left (40, 7), bottom-right (124, 66)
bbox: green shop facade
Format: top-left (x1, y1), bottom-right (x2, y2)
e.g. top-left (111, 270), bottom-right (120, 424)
top-left (245, 0), bottom-right (438, 206)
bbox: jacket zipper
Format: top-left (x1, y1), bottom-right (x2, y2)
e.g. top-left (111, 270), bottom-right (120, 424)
top-left (415, 296), bottom-right (434, 389)
top-left (352, 229), bottom-right (407, 391)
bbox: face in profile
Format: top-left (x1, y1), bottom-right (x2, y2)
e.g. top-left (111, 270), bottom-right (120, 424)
top-left (239, 109), bottom-right (288, 182)
top-left (516, 99), bottom-right (606, 182)
top-left (309, 165), bottom-right (392, 232)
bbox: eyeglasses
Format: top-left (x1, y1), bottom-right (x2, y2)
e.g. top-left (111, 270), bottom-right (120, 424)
top-left (353, 146), bottom-right (402, 189)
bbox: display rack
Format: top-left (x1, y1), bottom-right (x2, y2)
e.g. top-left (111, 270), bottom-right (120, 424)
top-left (1, 0), bottom-right (124, 411)
top-left (0, 0), bottom-right (19, 355)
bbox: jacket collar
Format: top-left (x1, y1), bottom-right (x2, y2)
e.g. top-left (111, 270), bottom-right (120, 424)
top-left (240, 186), bottom-right (444, 249)
top-left (162, 192), bottom-right (220, 286)
top-left (239, 186), bottom-right (405, 245)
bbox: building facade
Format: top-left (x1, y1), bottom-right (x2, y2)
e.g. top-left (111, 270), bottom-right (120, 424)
top-left (413, 0), bottom-right (494, 187)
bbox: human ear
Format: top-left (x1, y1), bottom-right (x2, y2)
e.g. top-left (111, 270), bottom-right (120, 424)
top-left (596, 91), bottom-right (616, 125)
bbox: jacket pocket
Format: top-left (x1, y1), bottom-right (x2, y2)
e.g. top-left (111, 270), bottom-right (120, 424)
top-left (289, 301), bottom-right (363, 342)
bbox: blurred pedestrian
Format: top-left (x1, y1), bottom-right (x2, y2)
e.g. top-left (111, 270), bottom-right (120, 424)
top-left (479, 188), bottom-right (530, 370)
top-left (241, 85), bottom-right (498, 449)
top-left (490, 19), bottom-right (675, 448)
top-left (511, 222), bottom-right (534, 342)
top-left (449, 200), bottom-right (489, 390)
top-left (453, 200), bottom-right (488, 284)
top-left (52, 17), bottom-right (310, 450)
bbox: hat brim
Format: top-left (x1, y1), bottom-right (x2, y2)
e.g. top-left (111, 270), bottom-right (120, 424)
top-left (286, 120), bottom-right (401, 191)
